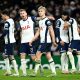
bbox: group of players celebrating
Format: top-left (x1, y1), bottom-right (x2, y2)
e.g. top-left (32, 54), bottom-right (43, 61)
top-left (0, 5), bottom-right (80, 77)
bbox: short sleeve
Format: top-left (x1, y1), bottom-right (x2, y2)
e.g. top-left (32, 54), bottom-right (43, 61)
top-left (45, 20), bottom-right (52, 27)
top-left (56, 20), bottom-right (61, 28)
top-left (31, 16), bottom-right (37, 22)
top-left (4, 22), bottom-right (10, 30)
top-left (69, 19), bottom-right (74, 24)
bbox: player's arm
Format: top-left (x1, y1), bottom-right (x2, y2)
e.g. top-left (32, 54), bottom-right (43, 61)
top-left (55, 20), bottom-right (61, 42)
top-left (29, 28), bottom-right (40, 46)
top-left (32, 16), bottom-right (55, 21)
top-left (49, 26), bottom-right (57, 46)
top-left (0, 22), bottom-right (9, 38)
top-left (16, 22), bottom-right (22, 31)
top-left (47, 16), bottom-right (55, 20)
top-left (46, 20), bottom-right (57, 46)
top-left (78, 24), bottom-right (80, 35)
top-left (56, 20), bottom-right (65, 46)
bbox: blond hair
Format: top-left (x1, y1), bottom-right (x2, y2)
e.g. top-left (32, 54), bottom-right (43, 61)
top-left (38, 6), bottom-right (46, 12)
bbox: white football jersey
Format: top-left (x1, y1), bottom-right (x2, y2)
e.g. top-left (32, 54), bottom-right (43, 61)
top-left (4, 18), bottom-right (16, 44)
top-left (68, 18), bottom-right (80, 41)
top-left (19, 17), bottom-right (34, 43)
top-left (39, 17), bottom-right (52, 43)
top-left (56, 18), bottom-right (69, 43)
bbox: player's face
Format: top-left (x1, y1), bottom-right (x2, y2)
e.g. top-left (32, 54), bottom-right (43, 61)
top-left (38, 9), bottom-right (45, 17)
top-left (62, 15), bottom-right (68, 21)
top-left (20, 11), bottom-right (27, 19)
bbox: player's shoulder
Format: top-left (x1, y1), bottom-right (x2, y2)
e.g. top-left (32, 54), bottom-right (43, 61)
top-left (69, 18), bottom-right (76, 24)
top-left (57, 18), bottom-right (63, 22)
top-left (45, 18), bottom-right (52, 26)
top-left (56, 18), bottom-right (62, 26)
top-left (19, 19), bottom-right (24, 23)
top-left (6, 18), bottom-right (14, 23)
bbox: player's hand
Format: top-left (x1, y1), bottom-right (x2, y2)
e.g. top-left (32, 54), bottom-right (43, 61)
top-left (29, 42), bottom-right (32, 46)
top-left (60, 41), bottom-right (64, 46)
top-left (53, 42), bottom-right (58, 47)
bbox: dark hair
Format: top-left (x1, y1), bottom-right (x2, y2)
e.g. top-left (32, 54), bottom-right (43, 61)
top-left (62, 11), bottom-right (70, 21)
top-left (1, 9), bottom-right (10, 16)
top-left (62, 11), bottom-right (69, 16)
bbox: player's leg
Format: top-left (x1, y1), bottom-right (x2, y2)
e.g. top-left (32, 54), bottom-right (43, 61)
top-left (33, 51), bottom-right (42, 75)
top-left (60, 43), bottom-right (69, 73)
top-left (3, 44), bottom-right (11, 76)
top-left (77, 43), bottom-right (80, 73)
top-left (77, 42), bottom-right (80, 72)
top-left (3, 53), bottom-right (11, 75)
top-left (64, 54), bottom-right (69, 72)
top-left (61, 52), bottom-right (67, 72)
top-left (20, 43), bottom-right (27, 76)
top-left (33, 43), bottom-right (47, 75)
top-left (67, 41), bottom-right (77, 73)
top-left (29, 44), bottom-right (43, 76)
top-left (7, 43), bottom-right (19, 76)
top-left (67, 49), bottom-right (76, 73)
top-left (29, 44), bottom-right (36, 61)
top-left (77, 54), bottom-right (80, 72)
top-left (46, 52), bottom-right (56, 76)
top-left (20, 53), bottom-right (27, 76)
top-left (9, 55), bottom-right (19, 76)
top-left (29, 51), bottom-right (42, 77)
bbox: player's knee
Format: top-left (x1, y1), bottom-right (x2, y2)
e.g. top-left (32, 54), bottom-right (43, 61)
top-left (46, 53), bottom-right (52, 60)
top-left (31, 55), bottom-right (36, 61)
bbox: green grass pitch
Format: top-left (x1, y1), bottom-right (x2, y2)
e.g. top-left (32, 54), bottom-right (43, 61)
top-left (0, 69), bottom-right (80, 80)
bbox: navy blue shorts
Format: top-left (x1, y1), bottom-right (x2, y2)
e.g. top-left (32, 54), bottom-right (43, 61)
top-left (69, 40), bottom-right (80, 51)
top-left (58, 42), bottom-right (69, 53)
top-left (4, 43), bottom-right (15, 55)
top-left (20, 43), bottom-right (36, 55)
top-left (37, 43), bottom-right (52, 53)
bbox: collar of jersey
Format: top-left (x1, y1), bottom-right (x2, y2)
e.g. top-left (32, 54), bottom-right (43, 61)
top-left (41, 17), bottom-right (46, 20)
top-left (23, 17), bottom-right (28, 21)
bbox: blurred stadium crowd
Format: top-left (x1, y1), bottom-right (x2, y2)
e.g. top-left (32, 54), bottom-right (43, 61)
top-left (0, 0), bottom-right (80, 53)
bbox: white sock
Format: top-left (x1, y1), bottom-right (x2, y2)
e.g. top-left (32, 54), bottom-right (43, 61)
top-left (65, 54), bottom-right (68, 71)
top-left (77, 55), bottom-right (80, 71)
top-left (67, 51), bottom-right (76, 70)
top-left (11, 59), bottom-right (19, 75)
top-left (61, 53), bottom-right (66, 71)
top-left (21, 59), bottom-right (27, 75)
top-left (34, 59), bottom-right (41, 74)
top-left (48, 58), bottom-right (56, 74)
top-left (4, 58), bottom-right (11, 74)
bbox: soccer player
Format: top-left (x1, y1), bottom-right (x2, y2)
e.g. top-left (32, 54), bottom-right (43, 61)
top-left (56, 12), bottom-right (69, 73)
top-left (18, 9), bottom-right (55, 76)
top-left (0, 10), bottom-right (19, 76)
top-left (29, 6), bottom-right (57, 77)
top-left (19, 9), bottom-right (37, 76)
top-left (63, 12), bottom-right (80, 73)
